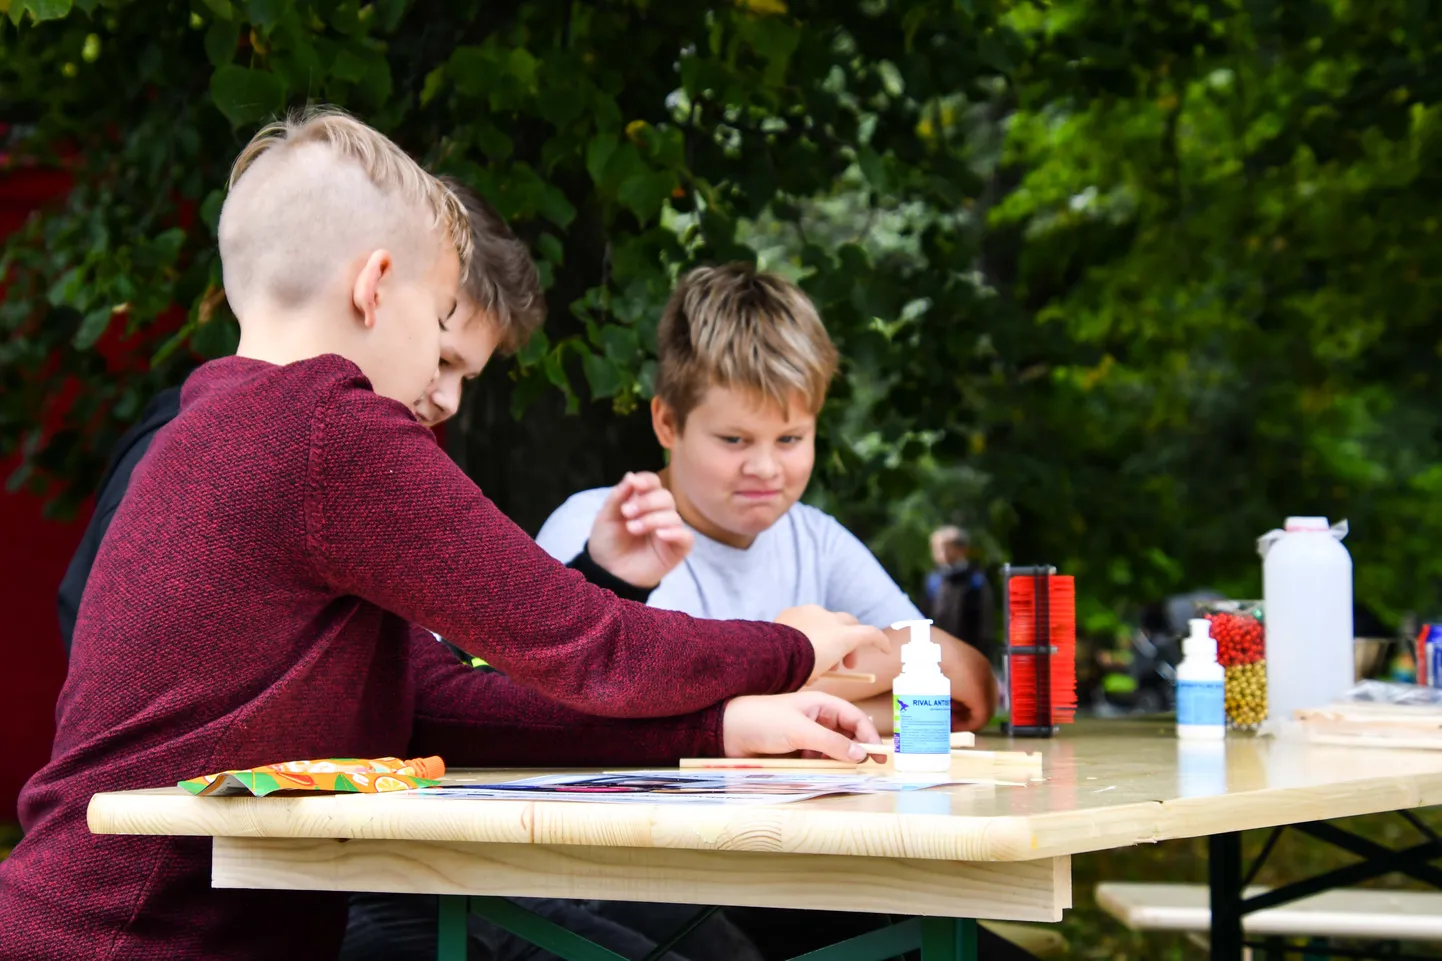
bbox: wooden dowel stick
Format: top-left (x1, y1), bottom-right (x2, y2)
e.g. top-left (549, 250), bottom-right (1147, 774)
top-left (818, 671), bottom-right (877, 683)
top-left (678, 757), bottom-right (859, 770)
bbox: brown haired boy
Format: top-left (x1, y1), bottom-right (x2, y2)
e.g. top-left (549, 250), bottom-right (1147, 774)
top-left (0, 110), bottom-right (884, 961)
top-left (539, 262), bottom-right (996, 734)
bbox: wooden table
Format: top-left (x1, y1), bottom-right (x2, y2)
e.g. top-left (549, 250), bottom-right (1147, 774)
top-left (88, 719), bottom-right (1442, 961)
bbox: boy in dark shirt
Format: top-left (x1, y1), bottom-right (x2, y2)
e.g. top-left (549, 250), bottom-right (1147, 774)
top-left (0, 106), bottom-right (883, 961)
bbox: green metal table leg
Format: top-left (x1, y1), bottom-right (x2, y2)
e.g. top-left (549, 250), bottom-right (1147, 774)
top-left (438, 895), bottom-right (469, 961)
top-left (920, 917), bottom-right (978, 961)
top-left (789, 917), bottom-right (923, 961)
top-left (468, 896), bottom-right (630, 961)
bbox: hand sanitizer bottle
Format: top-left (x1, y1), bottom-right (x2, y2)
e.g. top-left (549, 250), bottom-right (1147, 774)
top-left (1177, 618), bottom-right (1226, 740)
top-left (891, 618), bottom-right (952, 772)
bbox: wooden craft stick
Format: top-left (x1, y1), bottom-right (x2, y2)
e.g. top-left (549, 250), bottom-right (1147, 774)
top-left (818, 671), bottom-right (877, 683)
top-left (679, 757), bottom-right (859, 770)
top-left (847, 735), bottom-right (974, 750)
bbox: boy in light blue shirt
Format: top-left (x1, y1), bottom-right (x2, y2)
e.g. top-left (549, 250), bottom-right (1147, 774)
top-left (538, 263), bottom-right (995, 734)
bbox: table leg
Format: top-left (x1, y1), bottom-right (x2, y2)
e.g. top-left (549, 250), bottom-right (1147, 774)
top-left (920, 917), bottom-right (979, 961)
top-left (1209, 832), bottom-right (1244, 961)
top-left (438, 895), bottom-right (469, 961)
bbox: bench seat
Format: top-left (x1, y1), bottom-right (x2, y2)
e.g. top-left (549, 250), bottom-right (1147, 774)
top-left (1096, 882), bottom-right (1442, 941)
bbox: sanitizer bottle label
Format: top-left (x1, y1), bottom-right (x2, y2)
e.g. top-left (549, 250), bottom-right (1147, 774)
top-left (893, 694), bottom-right (951, 754)
top-left (1176, 680), bottom-right (1225, 727)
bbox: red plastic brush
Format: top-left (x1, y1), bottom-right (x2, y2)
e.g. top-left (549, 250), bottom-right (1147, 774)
top-left (1003, 565), bottom-right (1078, 737)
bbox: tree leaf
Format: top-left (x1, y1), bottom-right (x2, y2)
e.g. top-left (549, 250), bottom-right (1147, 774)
top-left (200, 190), bottom-right (226, 235)
top-left (23, 0), bottom-right (75, 22)
top-left (586, 136), bottom-right (618, 187)
top-left (600, 324), bottom-right (638, 364)
top-left (192, 316), bottom-right (240, 359)
top-left (515, 328), bottom-right (549, 368)
top-left (538, 185), bottom-right (577, 229)
top-left (47, 267), bottom-right (84, 308)
top-left (243, 0), bottom-right (284, 29)
top-left (617, 170), bottom-right (675, 225)
top-left (537, 233), bottom-right (564, 265)
top-left (583, 351), bottom-right (623, 399)
top-left (420, 66), bottom-right (446, 106)
top-left (210, 65), bottom-right (286, 127)
top-left (204, 19), bottom-right (239, 67)
top-left (73, 307), bottom-right (111, 349)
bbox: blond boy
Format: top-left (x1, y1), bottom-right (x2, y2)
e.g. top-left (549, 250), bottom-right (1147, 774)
top-left (0, 111), bottom-right (885, 961)
top-left (538, 263), bottom-right (997, 734)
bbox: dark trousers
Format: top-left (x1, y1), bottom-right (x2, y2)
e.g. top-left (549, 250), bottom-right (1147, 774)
top-left (339, 893), bottom-right (763, 961)
top-left (726, 908), bottom-right (1040, 961)
top-left (339, 895), bottom-right (1039, 961)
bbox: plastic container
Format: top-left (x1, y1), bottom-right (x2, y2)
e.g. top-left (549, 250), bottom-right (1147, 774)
top-left (1201, 599), bottom-right (1267, 731)
top-left (891, 618), bottom-right (952, 772)
top-left (1259, 517), bottom-right (1353, 729)
top-left (1176, 618), bottom-right (1225, 740)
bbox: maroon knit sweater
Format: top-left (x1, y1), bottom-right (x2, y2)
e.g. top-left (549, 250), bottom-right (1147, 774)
top-left (0, 354), bottom-right (813, 961)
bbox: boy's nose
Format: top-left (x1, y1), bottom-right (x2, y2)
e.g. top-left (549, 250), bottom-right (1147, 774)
top-left (431, 385), bottom-right (459, 421)
top-left (743, 449), bottom-right (780, 478)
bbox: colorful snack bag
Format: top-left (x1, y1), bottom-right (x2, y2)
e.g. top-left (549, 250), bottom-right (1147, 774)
top-left (180, 756), bottom-right (445, 797)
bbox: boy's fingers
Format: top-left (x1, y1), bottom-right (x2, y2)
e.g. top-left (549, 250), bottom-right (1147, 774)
top-left (653, 526), bottom-right (694, 545)
top-left (625, 510), bottom-right (686, 535)
top-left (601, 474), bottom-right (637, 516)
top-left (627, 471), bottom-right (664, 493)
top-left (850, 624), bottom-right (890, 653)
top-left (620, 489), bottom-right (675, 518)
top-left (814, 696), bottom-right (880, 745)
top-left (837, 625), bottom-right (889, 670)
top-left (790, 717), bottom-right (869, 763)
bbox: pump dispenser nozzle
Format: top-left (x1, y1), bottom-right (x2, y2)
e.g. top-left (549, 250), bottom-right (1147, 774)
top-left (892, 618), bottom-right (941, 671)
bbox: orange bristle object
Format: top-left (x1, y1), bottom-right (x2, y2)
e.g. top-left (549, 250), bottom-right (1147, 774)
top-left (1003, 566), bottom-right (1077, 737)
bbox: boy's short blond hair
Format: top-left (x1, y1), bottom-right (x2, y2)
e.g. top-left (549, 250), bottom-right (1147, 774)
top-left (654, 263), bottom-right (838, 428)
top-left (219, 106), bottom-right (471, 318)
top-left (440, 176), bottom-right (546, 354)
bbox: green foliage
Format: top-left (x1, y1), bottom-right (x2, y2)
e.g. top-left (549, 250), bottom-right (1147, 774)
top-left (4, 0), bottom-right (1442, 634)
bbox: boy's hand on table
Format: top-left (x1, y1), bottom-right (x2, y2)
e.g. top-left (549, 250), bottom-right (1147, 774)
top-left (776, 604), bottom-right (891, 683)
top-left (722, 692), bottom-right (880, 762)
top-left (946, 639), bottom-right (999, 732)
top-left (588, 471), bottom-right (693, 588)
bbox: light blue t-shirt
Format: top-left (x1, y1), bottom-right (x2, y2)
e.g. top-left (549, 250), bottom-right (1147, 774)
top-left (535, 487), bottom-right (923, 627)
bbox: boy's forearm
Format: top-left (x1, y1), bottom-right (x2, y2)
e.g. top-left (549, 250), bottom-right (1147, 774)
top-left (407, 629), bottom-right (726, 765)
top-left (936, 626), bottom-right (999, 730)
top-left (312, 382), bottom-right (814, 718)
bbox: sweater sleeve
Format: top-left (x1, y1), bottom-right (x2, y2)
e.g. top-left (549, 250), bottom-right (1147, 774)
top-left (405, 627), bottom-right (724, 766)
top-left (305, 372), bottom-right (813, 718)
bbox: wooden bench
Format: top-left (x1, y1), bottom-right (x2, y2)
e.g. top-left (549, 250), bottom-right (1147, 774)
top-left (1097, 882), bottom-right (1442, 951)
top-left (979, 921), bottom-right (1067, 959)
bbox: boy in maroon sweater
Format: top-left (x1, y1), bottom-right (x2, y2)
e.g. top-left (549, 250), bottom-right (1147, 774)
top-left (0, 108), bottom-right (885, 961)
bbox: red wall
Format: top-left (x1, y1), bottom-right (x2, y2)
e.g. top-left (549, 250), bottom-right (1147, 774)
top-left (1, 158), bottom-right (83, 820)
top-left (0, 482), bottom-right (82, 819)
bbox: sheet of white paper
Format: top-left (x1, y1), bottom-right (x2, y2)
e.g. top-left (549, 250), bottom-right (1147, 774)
top-left (406, 771), bottom-right (1016, 805)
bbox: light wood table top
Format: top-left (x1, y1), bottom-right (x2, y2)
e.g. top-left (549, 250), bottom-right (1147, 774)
top-left (89, 719), bottom-right (1442, 863)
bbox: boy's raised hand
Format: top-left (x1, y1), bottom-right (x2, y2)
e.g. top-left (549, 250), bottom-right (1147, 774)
top-left (587, 471), bottom-right (694, 588)
top-left (776, 604), bottom-right (892, 683)
top-left (722, 692), bottom-right (881, 762)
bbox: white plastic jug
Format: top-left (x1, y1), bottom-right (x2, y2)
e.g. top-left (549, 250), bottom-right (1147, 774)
top-left (1258, 517), bottom-right (1353, 732)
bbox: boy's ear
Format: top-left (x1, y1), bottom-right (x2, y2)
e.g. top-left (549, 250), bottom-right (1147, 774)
top-left (651, 396), bottom-right (680, 449)
top-left (352, 249), bottom-right (394, 329)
